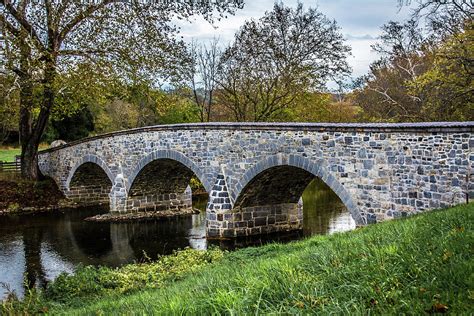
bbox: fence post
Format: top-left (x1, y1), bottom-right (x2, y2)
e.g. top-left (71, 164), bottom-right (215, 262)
top-left (15, 155), bottom-right (21, 171)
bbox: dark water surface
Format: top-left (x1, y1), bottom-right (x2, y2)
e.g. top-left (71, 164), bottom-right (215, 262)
top-left (0, 179), bottom-right (354, 299)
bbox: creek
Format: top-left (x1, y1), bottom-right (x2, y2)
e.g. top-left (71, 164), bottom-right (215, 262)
top-left (0, 178), bottom-right (355, 299)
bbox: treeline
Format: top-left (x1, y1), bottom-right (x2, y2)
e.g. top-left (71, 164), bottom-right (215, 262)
top-left (0, 1), bottom-right (472, 178)
top-left (354, 1), bottom-right (473, 122)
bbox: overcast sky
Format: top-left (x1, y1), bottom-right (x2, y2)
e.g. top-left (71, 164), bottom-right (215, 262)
top-left (176, 0), bottom-right (415, 87)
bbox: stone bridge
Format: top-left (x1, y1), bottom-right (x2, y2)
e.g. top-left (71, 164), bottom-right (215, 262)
top-left (38, 122), bottom-right (474, 238)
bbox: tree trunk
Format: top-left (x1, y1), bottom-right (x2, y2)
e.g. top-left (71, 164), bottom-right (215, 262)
top-left (18, 40), bottom-right (39, 180)
top-left (206, 91), bottom-right (213, 122)
top-left (19, 52), bottom-right (56, 180)
top-left (20, 139), bottom-right (40, 180)
top-left (193, 89), bottom-right (204, 122)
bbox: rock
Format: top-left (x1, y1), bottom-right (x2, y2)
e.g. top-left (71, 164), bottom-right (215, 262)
top-left (50, 140), bottom-right (67, 148)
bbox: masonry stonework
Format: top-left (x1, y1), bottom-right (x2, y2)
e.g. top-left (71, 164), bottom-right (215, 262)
top-left (66, 162), bottom-right (112, 205)
top-left (38, 122), bottom-right (474, 239)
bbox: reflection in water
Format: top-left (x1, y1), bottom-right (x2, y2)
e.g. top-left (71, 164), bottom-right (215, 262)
top-left (70, 214), bottom-right (113, 256)
top-left (302, 178), bottom-right (356, 236)
top-left (0, 178), bottom-right (354, 299)
top-left (23, 228), bottom-right (46, 290)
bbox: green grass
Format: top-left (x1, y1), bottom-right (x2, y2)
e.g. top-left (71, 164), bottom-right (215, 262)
top-left (3, 204), bottom-right (474, 315)
top-left (0, 147), bottom-right (20, 162)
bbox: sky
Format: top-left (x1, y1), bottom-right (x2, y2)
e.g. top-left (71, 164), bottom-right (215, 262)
top-left (175, 0), bottom-right (415, 88)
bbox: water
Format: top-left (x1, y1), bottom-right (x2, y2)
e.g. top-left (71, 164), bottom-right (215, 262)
top-left (0, 179), bottom-right (355, 300)
top-left (302, 179), bottom-right (356, 235)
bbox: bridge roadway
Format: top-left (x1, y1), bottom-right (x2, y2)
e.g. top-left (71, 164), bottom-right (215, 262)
top-left (38, 122), bottom-right (474, 238)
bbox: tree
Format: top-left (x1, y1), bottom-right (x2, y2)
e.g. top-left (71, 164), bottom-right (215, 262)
top-left (0, 73), bottom-right (19, 144)
top-left (154, 88), bottom-right (201, 124)
top-left (353, 1), bottom-right (473, 122)
top-left (126, 80), bottom-right (162, 128)
top-left (94, 99), bottom-right (140, 133)
top-left (44, 106), bottom-right (94, 142)
top-left (272, 92), bottom-right (333, 122)
top-left (399, 0), bottom-right (472, 37)
top-left (91, 86), bottom-right (200, 134)
top-left (216, 3), bottom-right (351, 122)
top-left (185, 38), bottom-right (221, 122)
top-left (266, 91), bottom-right (360, 123)
top-left (399, 0), bottom-right (473, 120)
top-left (0, 0), bottom-right (242, 180)
top-left (408, 21), bottom-right (473, 121)
top-left (353, 20), bottom-right (433, 121)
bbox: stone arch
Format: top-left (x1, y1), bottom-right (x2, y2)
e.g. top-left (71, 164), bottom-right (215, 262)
top-left (65, 155), bottom-right (114, 204)
top-left (232, 154), bottom-right (364, 225)
top-left (127, 150), bottom-right (211, 193)
top-left (66, 155), bottom-right (114, 191)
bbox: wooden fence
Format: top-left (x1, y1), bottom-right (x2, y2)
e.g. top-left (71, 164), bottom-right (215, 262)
top-left (0, 156), bottom-right (21, 172)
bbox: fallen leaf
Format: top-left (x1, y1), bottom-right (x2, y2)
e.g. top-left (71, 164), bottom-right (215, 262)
top-left (442, 250), bottom-right (453, 262)
top-left (426, 303), bottom-right (448, 314)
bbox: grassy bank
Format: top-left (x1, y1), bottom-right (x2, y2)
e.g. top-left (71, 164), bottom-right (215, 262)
top-left (3, 204), bottom-right (473, 315)
top-left (0, 144), bottom-right (48, 162)
top-left (0, 147), bottom-right (20, 162)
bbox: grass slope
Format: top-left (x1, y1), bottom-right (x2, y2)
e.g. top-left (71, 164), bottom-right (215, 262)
top-left (5, 204), bottom-right (474, 315)
top-left (0, 147), bottom-right (20, 163)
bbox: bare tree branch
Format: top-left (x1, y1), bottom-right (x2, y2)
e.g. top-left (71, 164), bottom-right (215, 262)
top-left (0, 0), bottom-right (46, 51)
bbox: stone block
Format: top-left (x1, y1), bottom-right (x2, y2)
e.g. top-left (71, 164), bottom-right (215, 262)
top-left (254, 217), bottom-right (267, 226)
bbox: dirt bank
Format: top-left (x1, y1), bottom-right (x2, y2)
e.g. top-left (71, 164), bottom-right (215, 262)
top-left (0, 178), bottom-right (65, 213)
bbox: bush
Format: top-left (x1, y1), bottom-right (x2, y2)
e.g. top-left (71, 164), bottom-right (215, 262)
top-left (44, 248), bottom-right (224, 304)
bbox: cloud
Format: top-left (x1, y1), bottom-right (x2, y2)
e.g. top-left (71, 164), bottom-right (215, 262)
top-left (345, 34), bottom-right (376, 40)
top-left (173, 0), bottom-right (415, 85)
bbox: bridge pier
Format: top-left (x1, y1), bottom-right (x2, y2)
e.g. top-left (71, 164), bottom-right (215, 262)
top-left (110, 174), bottom-right (193, 214)
top-left (110, 174), bottom-right (128, 213)
top-left (206, 175), bottom-right (304, 238)
top-left (207, 203), bottom-right (303, 239)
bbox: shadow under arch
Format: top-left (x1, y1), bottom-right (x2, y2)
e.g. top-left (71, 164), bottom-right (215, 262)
top-left (232, 154), bottom-right (365, 225)
top-left (127, 150), bottom-right (211, 194)
top-left (66, 155), bottom-right (114, 191)
top-left (65, 155), bottom-right (114, 205)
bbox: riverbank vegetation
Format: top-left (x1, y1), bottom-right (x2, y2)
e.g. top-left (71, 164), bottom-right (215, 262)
top-left (0, 178), bottom-right (64, 213)
top-left (0, 147), bottom-right (64, 213)
top-left (2, 203), bottom-right (472, 314)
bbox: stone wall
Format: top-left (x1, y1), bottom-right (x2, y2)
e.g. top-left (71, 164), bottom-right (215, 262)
top-left (38, 122), bottom-right (474, 238)
top-left (125, 187), bottom-right (192, 213)
top-left (207, 202), bottom-right (303, 238)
